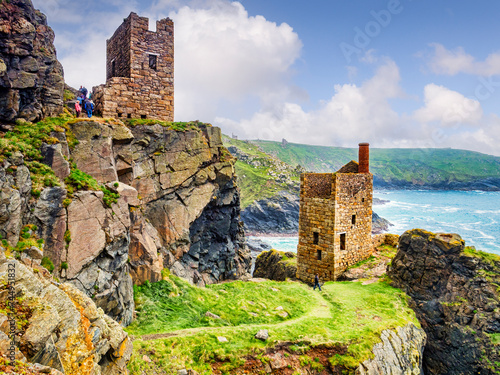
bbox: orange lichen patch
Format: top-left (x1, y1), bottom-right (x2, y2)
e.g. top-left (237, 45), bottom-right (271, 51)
top-left (60, 289), bottom-right (96, 375)
top-left (0, 354), bottom-right (55, 375)
top-left (114, 337), bottom-right (130, 358)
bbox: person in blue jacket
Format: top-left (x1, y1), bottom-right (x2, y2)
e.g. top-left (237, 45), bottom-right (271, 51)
top-left (85, 99), bottom-right (94, 118)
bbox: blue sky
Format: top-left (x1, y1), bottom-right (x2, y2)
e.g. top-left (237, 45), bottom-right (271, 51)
top-left (32, 0), bottom-right (500, 156)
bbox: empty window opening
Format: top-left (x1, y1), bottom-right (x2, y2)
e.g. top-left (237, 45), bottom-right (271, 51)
top-left (340, 233), bottom-right (346, 250)
top-left (141, 114), bottom-right (147, 119)
top-left (117, 112), bottom-right (122, 118)
top-left (362, 198), bottom-right (365, 202)
top-left (352, 215), bottom-right (356, 225)
top-left (127, 113), bottom-right (132, 119)
top-left (313, 232), bottom-right (319, 245)
top-left (111, 60), bottom-right (116, 77)
top-left (317, 250), bottom-right (322, 260)
top-left (149, 54), bottom-right (157, 70)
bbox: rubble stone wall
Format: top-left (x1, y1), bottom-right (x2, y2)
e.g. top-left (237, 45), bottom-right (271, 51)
top-left (93, 12), bottom-right (174, 121)
top-left (297, 172), bottom-right (373, 282)
top-left (333, 173), bottom-right (373, 277)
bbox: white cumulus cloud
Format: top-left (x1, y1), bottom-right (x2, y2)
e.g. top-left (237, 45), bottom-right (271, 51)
top-left (217, 59), bottom-right (404, 146)
top-left (170, 1), bottom-right (302, 120)
top-left (427, 43), bottom-right (500, 76)
top-left (413, 84), bottom-right (482, 126)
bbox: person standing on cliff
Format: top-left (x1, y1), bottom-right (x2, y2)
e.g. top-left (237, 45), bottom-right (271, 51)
top-left (313, 273), bottom-right (322, 291)
top-left (75, 101), bottom-right (81, 118)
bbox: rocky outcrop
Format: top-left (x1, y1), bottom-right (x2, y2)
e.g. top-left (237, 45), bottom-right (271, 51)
top-left (253, 249), bottom-right (297, 281)
top-left (67, 121), bottom-right (251, 287)
top-left (388, 229), bottom-right (500, 374)
top-left (0, 258), bottom-right (132, 374)
top-left (241, 191), bottom-right (299, 235)
top-left (371, 212), bottom-right (392, 234)
top-left (0, 0), bottom-right (64, 122)
top-left (357, 323), bottom-right (426, 375)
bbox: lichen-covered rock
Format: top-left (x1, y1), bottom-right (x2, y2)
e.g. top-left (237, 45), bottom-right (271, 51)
top-left (253, 249), bottom-right (297, 281)
top-left (388, 229), bottom-right (500, 374)
top-left (0, 259), bottom-right (132, 374)
top-left (0, 0), bottom-right (64, 122)
top-left (357, 323), bottom-right (426, 375)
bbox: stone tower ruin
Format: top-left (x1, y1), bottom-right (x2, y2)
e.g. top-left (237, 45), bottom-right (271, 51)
top-left (93, 12), bottom-right (174, 121)
top-left (296, 143), bottom-right (373, 282)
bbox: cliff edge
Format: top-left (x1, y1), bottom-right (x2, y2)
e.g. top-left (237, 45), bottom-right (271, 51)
top-left (389, 229), bottom-right (500, 374)
top-left (0, 117), bottom-right (252, 327)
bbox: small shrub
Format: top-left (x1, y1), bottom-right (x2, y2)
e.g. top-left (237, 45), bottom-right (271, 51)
top-left (41, 256), bottom-right (55, 273)
top-left (60, 262), bottom-right (68, 270)
top-left (62, 198), bottom-right (72, 207)
top-left (64, 230), bottom-right (71, 244)
top-left (113, 182), bottom-right (119, 187)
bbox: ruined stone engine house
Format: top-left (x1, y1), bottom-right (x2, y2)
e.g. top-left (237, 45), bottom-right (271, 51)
top-left (296, 143), bottom-right (373, 282)
top-left (93, 12), bottom-right (174, 121)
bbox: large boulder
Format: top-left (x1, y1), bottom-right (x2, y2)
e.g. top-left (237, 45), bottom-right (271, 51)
top-left (388, 229), bottom-right (500, 374)
top-left (0, 0), bottom-right (64, 122)
top-left (0, 259), bottom-right (132, 374)
top-left (253, 249), bottom-right (297, 281)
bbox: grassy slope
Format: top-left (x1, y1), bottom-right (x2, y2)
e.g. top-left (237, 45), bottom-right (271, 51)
top-left (126, 274), bottom-right (418, 374)
top-left (222, 135), bottom-right (300, 209)
top-left (253, 140), bottom-right (500, 185)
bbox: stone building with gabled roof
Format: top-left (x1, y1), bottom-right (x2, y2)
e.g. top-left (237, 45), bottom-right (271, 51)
top-left (296, 143), bottom-right (373, 282)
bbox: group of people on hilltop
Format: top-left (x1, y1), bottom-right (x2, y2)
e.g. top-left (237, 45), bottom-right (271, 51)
top-left (75, 86), bottom-right (94, 118)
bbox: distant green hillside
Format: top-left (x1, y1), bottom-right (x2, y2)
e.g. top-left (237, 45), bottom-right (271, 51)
top-left (252, 140), bottom-right (500, 189)
top-left (222, 135), bottom-right (301, 208)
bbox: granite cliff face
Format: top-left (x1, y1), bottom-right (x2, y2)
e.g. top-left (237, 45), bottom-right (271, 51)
top-left (388, 229), bottom-right (500, 374)
top-left (0, 0), bottom-right (64, 123)
top-left (357, 323), bottom-right (426, 375)
top-left (0, 119), bottom-right (251, 328)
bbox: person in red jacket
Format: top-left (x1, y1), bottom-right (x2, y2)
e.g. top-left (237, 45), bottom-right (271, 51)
top-left (75, 101), bottom-right (81, 118)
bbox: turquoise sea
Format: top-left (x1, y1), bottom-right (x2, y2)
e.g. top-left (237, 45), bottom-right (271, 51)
top-left (252, 190), bottom-right (500, 255)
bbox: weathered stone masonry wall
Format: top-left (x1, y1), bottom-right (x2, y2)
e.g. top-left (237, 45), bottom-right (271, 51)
top-left (297, 171), bottom-right (373, 282)
top-left (105, 13), bottom-right (131, 79)
top-left (297, 174), bottom-right (336, 282)
top-left (94, 12), bottom-right (174, 121)
top-left (333, 173), bottom-right (373, 278)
